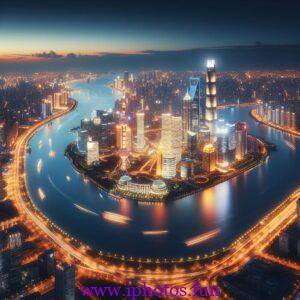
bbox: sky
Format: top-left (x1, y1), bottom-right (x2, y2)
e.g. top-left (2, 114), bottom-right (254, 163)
top-left (0, 0), bottom-right (299, 71)
top-left (0, 0), bottom-right (300, 55)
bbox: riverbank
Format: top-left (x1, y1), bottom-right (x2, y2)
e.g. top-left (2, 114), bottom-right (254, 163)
top-left (250, 108), bottom-right (300, 138)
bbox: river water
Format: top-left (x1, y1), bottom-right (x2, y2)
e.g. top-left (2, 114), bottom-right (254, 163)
top-left (25, 76), bottom-right (300, 258)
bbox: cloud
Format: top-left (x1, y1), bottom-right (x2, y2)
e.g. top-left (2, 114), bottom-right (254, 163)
top-left (32, 50), bottom-right (63, 59)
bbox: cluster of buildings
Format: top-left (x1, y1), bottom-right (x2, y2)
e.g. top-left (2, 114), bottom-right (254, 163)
top-left (112, 61), bottom-right (249, 180)
top-left (72, 63), bottom-right (253, 200)
top-left (257, 100), bottom-right (300, 130)
top-left (0, 228), bottom-right (76, 299)
top-left (41, 91), bottom-right (69, 119)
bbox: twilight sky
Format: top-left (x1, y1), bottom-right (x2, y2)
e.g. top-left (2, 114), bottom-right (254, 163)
top-left (0, 0), bottom-right (300, 56)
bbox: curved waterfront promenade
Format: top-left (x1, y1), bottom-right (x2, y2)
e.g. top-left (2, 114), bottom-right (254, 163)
top-left (251, 108), bottom-right (300, 137)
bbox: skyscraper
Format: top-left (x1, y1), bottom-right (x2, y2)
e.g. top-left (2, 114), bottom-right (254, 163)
top-left (182, 91), bottom-right (192, 146)
top-left (205, 60), bottom-right (218, 135)
top-left (41, 98), bottom-right (53, 119)
top-left (202, 143), bottom-right (216, 173)
top-left (235, 122), bottom-right (248, 160)
top-left (76, 129), bottom-right (89, 154)
top-left (38, 249), bottom-right (55, 279)
top-left (136, 111), bottom-right (145, 151)
top-left (54, 263), bottom-right (76, 300)
top-left (171, 115), bottom-right (183, 164)
top-left (54, 93), bottom-right (62, 109)
top-left (162, 154), bottom-right (176, 179)
top-left (188, 77), bottom-right (202, 128)
top-left (86, 138), bottom-right (99, 165)
top-left (116, 123), bottom-right (132, 152)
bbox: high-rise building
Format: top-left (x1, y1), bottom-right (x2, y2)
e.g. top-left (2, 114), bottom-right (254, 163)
top-left (182, 77), bottom-right (202, 145)
top-left (86, 138), bottom-right (99, 165)
top-left (171, 115), bottom-right (183, 163)
top-left (162, 154), bottom-right (176, 179)
top-left (198, 125), bottom-right (210, 152)
top-left (161, 113), bottom-right (182, 165)
top-left (216, 125), bottom-right (229, 165)
top-left (41, 98), bottom-right (53, 119)
top-left (227, 123), bottom-right (237, 164)
top-left (136, 111), bottom-right (145, 151)
top-left (123, 71), bottom-right (129, 89)
top-left (205, 60), bottom-right (217, 135)
top-left (54, 93), bottom-right (62, 109)
top-left (161, 113), bottom-right (172, 153)
top-left (76, 129), bottom-right (89, 154)
top-left (187, 131), bottom-right (197, 158)
top-left (54, 263), bottom-right (76, 300)
top-left (38, 249), bottom-right (55, 279)
top-left (182, 91), bottom-right (192, 146)
top-left (235, 122), bottom-right (248, 160)
top-left (202, 143), bottom-right (216, 173)
top-left (61, 91), bottom-right (69, 107)
top-left (188, 77), bottom-right (202, 127)
top-left (116, 123), bottom-right (132, 152)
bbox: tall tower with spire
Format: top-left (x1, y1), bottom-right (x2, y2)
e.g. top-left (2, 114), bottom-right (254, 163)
top-left (205, 60), bottom-right (217, 135)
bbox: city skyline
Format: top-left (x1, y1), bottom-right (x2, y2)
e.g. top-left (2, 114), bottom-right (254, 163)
top-left (0, 1), bottom-right (300, 298)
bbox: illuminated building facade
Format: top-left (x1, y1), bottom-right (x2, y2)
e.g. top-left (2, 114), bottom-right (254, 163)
top-left (136, 111), bottom-right (145, 151)
top-left (171, 115), bottom-right (183, 163)
top-left (54, 263), bottom-right (76, 300)
top-left (116, 123), bottom-right (132, 152)
top-left (198, 125), bottom-right (210, 152)
top-left (117, 175), bottom-right (168, 198)
top-left (41, 98), bottom-right (53, 119)
top-left (205, 60), bottom-right (218, 134)
top-left (76, 129), bottom-right (89, 154)
top-left (202, 143), bottom-right (216, 172)
top-left (86, 138), bottom-right (99, 165)
top-left (53, 93), bottom-right (62, 109)
top-left (162, 154), bottom-right (176, 179)
top-left (235, 122), bottom-right (248, 160)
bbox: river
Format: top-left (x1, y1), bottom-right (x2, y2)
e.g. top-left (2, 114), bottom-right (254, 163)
top-left (25, 75), bottom-right (300, 258)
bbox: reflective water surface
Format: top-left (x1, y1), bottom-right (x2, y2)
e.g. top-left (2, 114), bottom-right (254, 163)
top-left (25, 76), bottom-right (300, 258)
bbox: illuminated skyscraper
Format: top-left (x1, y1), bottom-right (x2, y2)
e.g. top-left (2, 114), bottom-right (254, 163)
top-left (182, 91), bottom-right (192, 146)
top-left (55, 263), bottom-right (76, 300)
top-left (161, 113), bottom-right (172, 154)
top-left (54, 93), bottom-right (62, 109)
top-left (76, 129), bottom-right (89, 154)
top-left (202, 143), bottom-right (216, 173)
top-left (216, 124), bottom-right (229, 166)
top-left (61, 91), bottom-right (69, 106)
top-left (205, 60), bottom-right (217, 134)
top-left (136, 111), bottom-right (145, 151)
top-left (161, 113), bottom-right (182, 164)
top-left (41, 98), bottom-right (53, 119)
top-left (162, 154), bottom-right (176, 179)
top-left (86, 137), bottom-right (99, 165)
top-left (116, 123), bottom-right (132, 152)
top-left (198, 125), bottom-right (210, 152)
top-left (235, 122), bottom-right (248, 160)
top-left (171, 115), bottom-right (183, 163)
